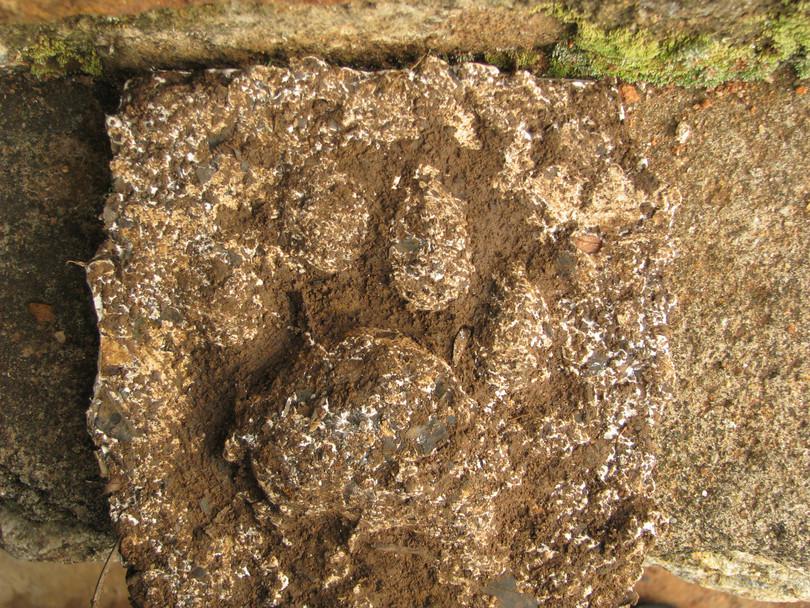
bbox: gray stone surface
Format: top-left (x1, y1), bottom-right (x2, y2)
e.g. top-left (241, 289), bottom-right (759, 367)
top-left (625, 78), bottom-right (810, 601)
top-left (0, 1), bottom-right (562, 73)
top-left (558, 0), bottom-right (784, 34)
top-left (0, 74), bottom-right (114, 561)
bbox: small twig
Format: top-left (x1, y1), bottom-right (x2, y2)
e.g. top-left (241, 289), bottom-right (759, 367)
top-left (91, 539), bottom-right (120, 608)
top-left (373, 543), bottom-right (434, 561)
top-left (410, 51), bottom-right (431, 71)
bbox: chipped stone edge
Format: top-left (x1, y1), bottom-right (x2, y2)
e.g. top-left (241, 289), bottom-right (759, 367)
top-left (646, 551), bottom-right (810, 602)
top-left (0, 1), bottom-right (562, 76)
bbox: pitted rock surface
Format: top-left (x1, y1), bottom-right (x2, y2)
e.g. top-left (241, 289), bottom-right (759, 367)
top-left (89, 59), bottom-right (675, 607)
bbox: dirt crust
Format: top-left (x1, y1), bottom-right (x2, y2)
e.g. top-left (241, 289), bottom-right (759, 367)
top-left (89, 59), bottom-right (675, 607)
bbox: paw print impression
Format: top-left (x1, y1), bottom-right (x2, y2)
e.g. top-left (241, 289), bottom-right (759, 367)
top-left (283, 162), bottom-right (371, 274)
top-left (389, 166), bottom-right (473, 311)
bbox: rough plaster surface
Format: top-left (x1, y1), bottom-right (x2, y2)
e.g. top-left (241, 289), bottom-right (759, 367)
top-left (89, 59), bottom-right (676, 606)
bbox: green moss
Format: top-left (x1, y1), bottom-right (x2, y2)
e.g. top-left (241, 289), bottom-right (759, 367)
top-left (483, 49), bottom-right (543, 72)
top-left (541, 2), bottom-right (810, 86)
top-left (769, 5), bottom-right (810, 79)
top-left (23, 34), bottom-right (102, 79)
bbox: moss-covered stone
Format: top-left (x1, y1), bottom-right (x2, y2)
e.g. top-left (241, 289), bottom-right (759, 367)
top-left (542, 1), bottom-right (810, 86)
top-left (1, 1), bottom-right (807, 86)
top-left (770, 5), bottom-right (810, 78)
top-left (23, 34), bottom-right (102, 78)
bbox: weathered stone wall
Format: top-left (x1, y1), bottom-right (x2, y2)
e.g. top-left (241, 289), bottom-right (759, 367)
top-left (3, 68), bottom-right (807, 603)
top-left (0, 0), bottom-right (808, 603)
